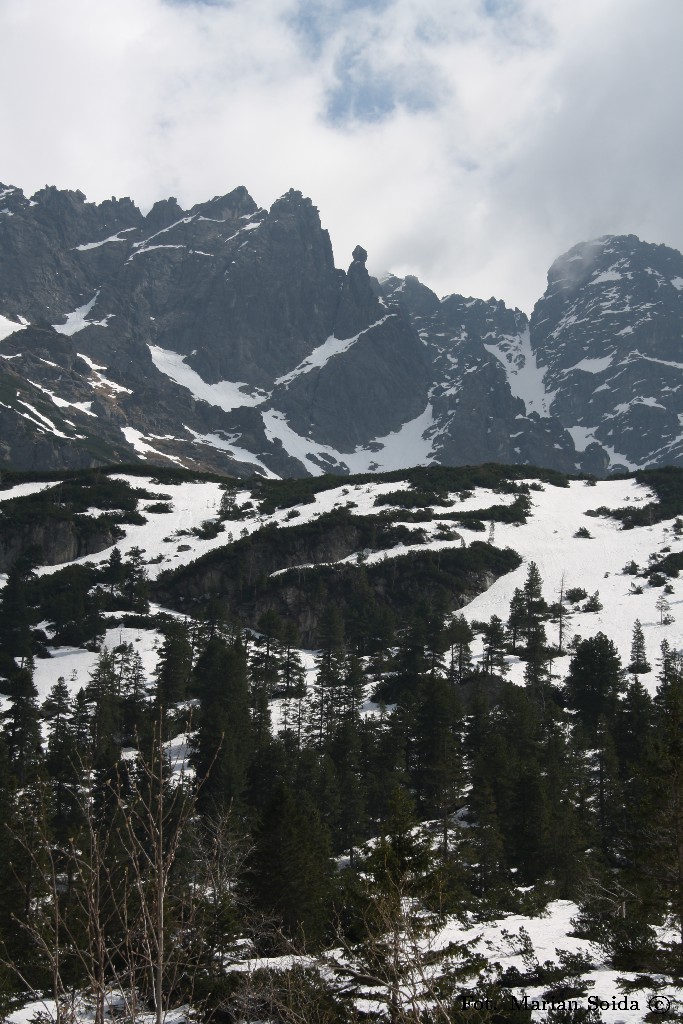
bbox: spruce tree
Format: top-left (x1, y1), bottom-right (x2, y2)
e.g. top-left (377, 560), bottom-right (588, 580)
top-left (445, 613), bottom-right (473, 683)
top-left (2, 666), bottom-right (42, 786)
top-left (481, 615), bottom-right (508, 677)
top-left (628, 619), bottom-right (651, 678)
top-left (154, 619), bottom-right (193, 708)
top-left (565, 632), bottom-right (623, 737)
top-left (249, 782), bottom-right (333, 949)
top-left (191, 632), bottom-right (252, 811)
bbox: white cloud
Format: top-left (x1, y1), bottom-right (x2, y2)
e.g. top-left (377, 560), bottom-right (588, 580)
top-left (1, 0), bottom-right (682, 312)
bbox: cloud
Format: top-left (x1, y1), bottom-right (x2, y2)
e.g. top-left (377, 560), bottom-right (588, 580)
top-left (1, 0), bottom-right (682, 312)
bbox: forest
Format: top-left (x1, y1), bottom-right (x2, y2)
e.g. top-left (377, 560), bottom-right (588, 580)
top-left (1, 465), bottom-right (683, 1023)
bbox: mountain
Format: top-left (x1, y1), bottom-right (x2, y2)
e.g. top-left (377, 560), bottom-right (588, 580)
top-left (1, 181), bottom-right (683, 478)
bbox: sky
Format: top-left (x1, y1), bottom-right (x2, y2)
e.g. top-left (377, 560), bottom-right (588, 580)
top-left (1, 0), bottom-right (682, 313)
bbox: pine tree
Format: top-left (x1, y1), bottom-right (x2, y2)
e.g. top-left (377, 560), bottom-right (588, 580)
top-left (637, 649), bottom-right (683, 945)
top-left (521, 560), bottom-right (547, 649)
top-left (122, 546), bottom-right (150, 612)
top-left (330, 720), bottom-right (367, 863)
top-left (43, 679), bottom-right (84, 840)
top-left (103, 546), bottom-right (126, 601)
top-left (411, 673), bottom-right (463, 852)
top-left (307, 607), bottom-right (346, 748)
top-left (118, 645), bottom-right (150, 744)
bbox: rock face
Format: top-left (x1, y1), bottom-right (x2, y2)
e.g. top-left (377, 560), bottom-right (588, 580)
top-left (1, 179), bottom-right (683, 477)
top-left (529, 235), bottom-right (683, 471)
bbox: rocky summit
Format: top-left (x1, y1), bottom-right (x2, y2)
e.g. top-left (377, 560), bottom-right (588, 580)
top-left (0, 180), bottom-right (682, 478)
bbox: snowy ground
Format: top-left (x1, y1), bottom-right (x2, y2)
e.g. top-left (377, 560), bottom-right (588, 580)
top-left (6, 470), bottom-right (683, 1022)
top-left (455, 478), bottom-right (680, 692)
top-left (25, 473), bottom-right (683, 703)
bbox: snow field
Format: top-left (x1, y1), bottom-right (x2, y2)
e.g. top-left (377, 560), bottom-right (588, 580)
top-left (454, 478), bottom-right (683, 691)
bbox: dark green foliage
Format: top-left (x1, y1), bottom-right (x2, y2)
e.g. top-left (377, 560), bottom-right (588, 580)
top-left (0, 550), bottom-right (39, 668)
top-left (253, 462), bottom-right (572, 515)
top-left (249, 782), bottom-right (334, 948)
top-left (157, 533), bottom-right (521, 649)
top-left (0, 473), bottom-right (149, 539)
top-left (154, 619), bottom-right (194, 708)
top-left (565, 633), bottom-right (623, 735)
top-left (190, 632), bottom-right (252, 811)
top-left (587, 466), bottom-right (683, 529)
top-left (5, 461), bottom-right (683, 1012)
top-left (628, 619), bottom-right (651, 677)
top-left (582, 591), bottom-right (603, 613)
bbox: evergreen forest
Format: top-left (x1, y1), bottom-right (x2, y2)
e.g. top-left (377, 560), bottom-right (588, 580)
top-left (1, 464), bottom-right (683, 1023)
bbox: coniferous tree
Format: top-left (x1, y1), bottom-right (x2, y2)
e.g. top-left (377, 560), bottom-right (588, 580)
top-left (118, 644), bottom-right (150, 745)
top-left (43, 677), bottom-right (82, 837)
top-left (249, 781), bottom-right (333, 949)
top-left (85, 648), bottom-right (122, 771)
top-left (102, 546), bottom-right (126, 601)
top-left (330, 719), bottom-right (367, 863)
top-left (628, 619), bottom-right (651, 678)
top-left (480, 615), bottom-right (508, 676)
top-left (521, 560), bottom-right (547, 650)
top-left (445, 613), bottom-right (473, 683)
top-left (638, 649), bottom-right (683, 945)
top-left (565, 632), bottom-right (623, 737)
top-left (466, 773), bottom-right (508, 896)
top-left (0, 550), bottom-right (39, 670)
top-left (307, 607), bottom-right (345, 748)
top-left (191, 632), bottom-right (252, 811)
top-left (507, 587), bottom-right (526, 653)
top-left (121, 546), bottom-right (150, 612)
top-left (411, 673), bottom-right (463, 852)
top-left (2, 666), bottom-right (42, 787)
top-left (154, 619), bottom-right (193, 709)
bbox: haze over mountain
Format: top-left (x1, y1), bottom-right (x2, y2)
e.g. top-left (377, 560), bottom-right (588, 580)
top-left (1, 181), bottom-right (682, 479)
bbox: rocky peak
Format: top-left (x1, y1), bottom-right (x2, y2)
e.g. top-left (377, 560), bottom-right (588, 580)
top-left (190, 186), bottom-right (258, 221)
top-left (332, 244), bottom-right (381, 340)
top-left (530, 234), bottom-right (683, 470)
top-left (143, 197), bottom-right (185, 232)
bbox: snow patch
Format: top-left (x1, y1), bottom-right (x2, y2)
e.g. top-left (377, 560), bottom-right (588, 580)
top-left (483, 327), bottom-right (555, 417)
top-left (149, 346), bottom-right (268, 412)
top-left (121, 427), bottom-right (182, 463)
top-left (74, 227), bottom-right (136, 251)
top-left (0, 313), bottom-right (27, 342)
top-left (183, 426), bottom-right (279, 478)
top-left (563, 354), bottom-right (614, 374)
top-left (53, 292), bottom-right (111, 335)
top-left (275, 316), bottom-right (394, 386)
top-left (262, 404), bottom-right (436, 476)
top-left (589, 269), bottom-right (622, 285)
top-left (17, 401), bottom-right (70, 438)
top-left (566, 425), bottom-right (597, 452)
top-left (77, 353), bottom-right (132, 395)
top-left (26, 379), bottom-right (97, 417)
